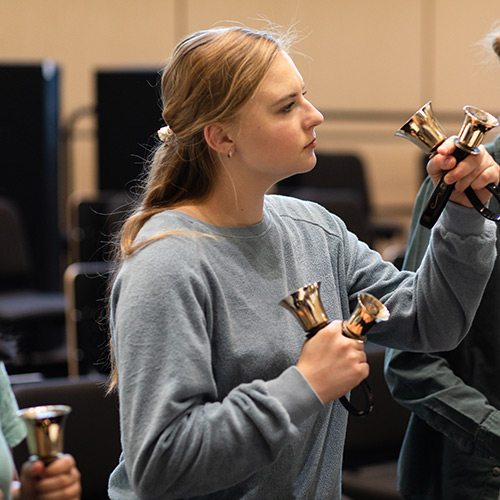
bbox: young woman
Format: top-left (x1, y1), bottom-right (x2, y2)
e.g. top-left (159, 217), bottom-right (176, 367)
top-left (107, 26), bottom-right (499, 499)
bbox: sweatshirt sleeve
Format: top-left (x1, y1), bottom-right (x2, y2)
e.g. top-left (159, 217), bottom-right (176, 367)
top-left (343, 199), bottom-right (497, 352)
top-left (110, 242), bottom-right (323, 500)
top-left (384, 167), bottom-right (500, 460)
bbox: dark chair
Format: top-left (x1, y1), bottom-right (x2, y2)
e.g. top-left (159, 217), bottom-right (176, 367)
top-left (0, 196), bottom-right (66, 374)
top-left (12, 374), bottom-right (120, 500)
top-left (341, 345), bottom-right (410, 500)
top-left (68, 190), bottom-right (133, 263)
top-left (64, 261), bottom-right (113, 377)
top-left (276, 153), bottom-right (402, 247)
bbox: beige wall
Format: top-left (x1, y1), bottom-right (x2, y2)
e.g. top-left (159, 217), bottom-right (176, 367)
top-left (2, 0), bottom-right (500, 239)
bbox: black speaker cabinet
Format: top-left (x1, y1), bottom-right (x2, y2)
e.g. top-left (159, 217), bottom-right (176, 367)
top-left (96, 69), bottom-right (162, 194)
top-left (0, 63), bottom-right (61, 290)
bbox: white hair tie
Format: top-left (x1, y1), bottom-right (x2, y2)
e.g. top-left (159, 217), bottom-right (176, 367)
top-left (157, 126), bottom-right (171, 142)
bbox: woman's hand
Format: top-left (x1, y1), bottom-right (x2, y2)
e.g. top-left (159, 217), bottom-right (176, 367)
top-left (18, 454), bottom-right (81, 500)
top-left (296, 320), bottom-right (369, 404)
top-left (428, 136), bottom-right (500, 207)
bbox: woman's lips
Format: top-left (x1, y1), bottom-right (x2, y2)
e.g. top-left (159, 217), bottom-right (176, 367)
top-left (305, 138), bottom-right (317, 149)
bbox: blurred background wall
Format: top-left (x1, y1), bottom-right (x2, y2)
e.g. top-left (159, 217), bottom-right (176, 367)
top-left (1, 0), bottom-right (500, 254)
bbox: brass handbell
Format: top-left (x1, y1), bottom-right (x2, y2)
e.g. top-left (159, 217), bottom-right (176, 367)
top-left (343, 293), bottom-right (390, 342)
top-left (280, 282), bottom-right (390, 416)
top-left (395, 101), bottom-right (447, 154)
top-left (457, 106), bottom-right (500, 152)
top-left (396, 101), bottom-right (500, 228)
top-left (18, 405), bottom-right (72, 464)
top-left (279, 282), bottom-right (329, 339)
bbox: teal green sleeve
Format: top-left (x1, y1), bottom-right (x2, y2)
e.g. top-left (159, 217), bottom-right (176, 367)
top-left (0, 362), bottom-right (27, 500)
top-left (0, 362), bottom-right (26, 448)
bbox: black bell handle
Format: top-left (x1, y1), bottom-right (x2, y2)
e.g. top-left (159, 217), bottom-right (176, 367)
top-left (421, 140), bottom-right (500, 228)
top-left (306, 320), bottom-right (374, 417)
top-left (339, 380), bottom-right (373, 417)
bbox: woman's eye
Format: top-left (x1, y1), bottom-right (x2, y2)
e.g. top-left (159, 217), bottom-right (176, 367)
top-left (281, 92), bottom-right (307, 113)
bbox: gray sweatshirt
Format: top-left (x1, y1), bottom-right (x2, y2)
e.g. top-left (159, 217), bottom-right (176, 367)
top-left (108, 194), bottom-right (496, 500)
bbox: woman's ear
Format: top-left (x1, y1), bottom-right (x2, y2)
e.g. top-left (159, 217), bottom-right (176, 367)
top-left (204, 123), bottom-right (234, 157)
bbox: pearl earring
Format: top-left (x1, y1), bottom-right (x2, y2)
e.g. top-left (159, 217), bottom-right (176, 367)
top-left (227, 151), bottom-right (233, 158)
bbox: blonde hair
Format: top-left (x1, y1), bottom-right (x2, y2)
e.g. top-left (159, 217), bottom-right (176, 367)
top-left (492, 28), bottom-right (500, 61)
top-left (478, 20), bottom-right (500, 64)
top-left (119, 26), bottom-right (292, 257)
top-left (108, 26), bottom-right (293, 391)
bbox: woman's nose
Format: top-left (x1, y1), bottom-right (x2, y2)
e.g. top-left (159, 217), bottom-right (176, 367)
top-left (307, 101), bottom-right (324, 128)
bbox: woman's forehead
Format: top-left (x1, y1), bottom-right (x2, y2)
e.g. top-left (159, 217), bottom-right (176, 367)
top-left (254, 52), bottom-right (304, 103)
